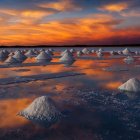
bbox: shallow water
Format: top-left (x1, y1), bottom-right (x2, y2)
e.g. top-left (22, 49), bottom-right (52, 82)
top-left (0, 47), bottom-right (140, 140)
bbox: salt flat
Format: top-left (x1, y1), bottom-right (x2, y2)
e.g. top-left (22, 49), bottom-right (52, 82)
top-left (0, 71), bottom-right (85, 85)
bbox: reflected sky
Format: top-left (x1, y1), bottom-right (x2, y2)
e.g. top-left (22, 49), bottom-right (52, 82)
top-left (0, 49), bottom-right (140, 139)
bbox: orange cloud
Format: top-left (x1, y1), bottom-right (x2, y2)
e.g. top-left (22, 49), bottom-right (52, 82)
top-left (0, 13), bottom-right (140, 45)
top-left (38, 0), bottom-right (82, 11)
top-left (99, 2), bottom-right (128, 12)
top-left (0, 8), bottom-right (56, 25)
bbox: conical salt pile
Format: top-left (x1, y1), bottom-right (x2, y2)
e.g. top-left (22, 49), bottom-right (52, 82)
top-left (0, 51), bottom-right (8, 58)
top-left (3, 49), bottom-right (9, 56)
top-left (13, 50), bottom-right (27, 62)
top-left (61, 49), bottom-right (72, 56)
top-left (122, 48), bottom-right (131, 55)
top-left (118, 51), bottom-right (122, 55)
top-left (39, 49), bottom-right (45, 52)
top-left (135, 51), bottom-right (139, 55)
top-left (70, 48), bottom-right (76, 53)
top-left (60, 51), bottom-right (75, 63)
top-left (25, 50), bottom-right (36, 57)
top-left (18, 96), bottom-right (62, 127)
top-left (97, 52), bottom-right (103, 57)
top-left (77, 51), bottom-right (83, 56)
top-left (98, 48), bottom-right (104, 52)
top-left (36, 51), bottom-right (52, 62)
top-left (46, 50), bottom-right (53, 56)
top-left (5, 56), bottom-right (19, 64)
top-left (118, 78), bottom-right (140, 92)
top-left (91, 49), bottom-right (95, 53)
top-left (48, 48), bottom-right (54, 52)
top-left (110, 51), bottom-right (116, 55)
top-left (8, 52), bottom-right (14, 57)
top-left (82, 48), bottom-right (90, 54)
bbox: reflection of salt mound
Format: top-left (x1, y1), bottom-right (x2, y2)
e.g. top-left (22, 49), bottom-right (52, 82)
top-left (13, 51), bottom-right (27, 62)
top-left (118, 78), bottom-right (140, 92)
top-left (124, 56), bottom-right (134, 61)
top-left (5, 56), bottom-right (19, 64)
top-left (122, 48), bottom-right (131, 55)
top-left (18, 96), bottom-right (62, 127)
top-left (60, 51), bottom-right (75, 63)
top-left (25, 50), bottom-right (36, 57)
top-left (36, 51), bottom-right (52, 62)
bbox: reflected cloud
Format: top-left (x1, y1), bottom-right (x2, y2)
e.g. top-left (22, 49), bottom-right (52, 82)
top-left (0, 98), bottom-right (33, 128)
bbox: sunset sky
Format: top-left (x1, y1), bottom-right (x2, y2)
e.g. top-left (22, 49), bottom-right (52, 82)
top-left (0, 0), bottom-right (140, 46)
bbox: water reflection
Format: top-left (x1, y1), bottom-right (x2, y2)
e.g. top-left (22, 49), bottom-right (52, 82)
top-left (0, 98), bottom-right (32, 129)
top-left (0, 50), bottom-right (139, 139)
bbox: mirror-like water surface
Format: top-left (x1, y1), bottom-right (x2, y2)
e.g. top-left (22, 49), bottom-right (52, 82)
top-left (0, 47), bottom-right (140, 140)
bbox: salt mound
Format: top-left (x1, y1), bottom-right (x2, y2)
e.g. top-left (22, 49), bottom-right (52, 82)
top-left (39, 49), bottom-right (45, 52)
top-left (60, 51), bottom-right (75, 63)
top-left (18, 96), bottom-right (62, 127)
top-left (97, 52), bottom-right (103, 57)
top-left (82, 48), bottom-right (90, 54)
top-left (36, 51), bottom-right (52, 62)
top-left (77, 51), bottom-right (83, 56)
top-left (118, 78), bottom-right (140, 92)
top-left (13, 50), bottom-right (27, 62)
top-left (118, 51), bottom-right (122, 55)
top-left (135, 51), bottom-right (139, 55)
top-left (3, 50), bottom-right (9, 56)
top-left (98, 48), bottom-right (104, 52)
top-left (48, 48), bottom-right (54, 52)
top-left (0, 51), bottom-right (8, 58)
top-left (91, 49), bottom-right (95, 53)
top-left (70, 48), bottom-right (76, 53)
top-left (8, 52), bottom-right (14, 57)
top-left (46, 50), bottom-right (53, 56)
top-left (25, 50), bottom-right (36, 57)
top-left (5, 56), bottom-right (19, 64)
top-left (61, 49), bottom-right (72, 56)
top-left (122, 48), bottom-right (131, 55)
top-left (110, 51), bottom-right (115, 55)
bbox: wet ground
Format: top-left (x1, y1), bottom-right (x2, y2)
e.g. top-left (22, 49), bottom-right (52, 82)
top-left (0, 47), bottom-right (140, 140)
